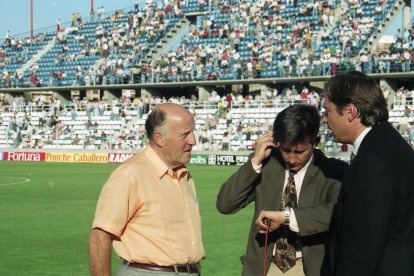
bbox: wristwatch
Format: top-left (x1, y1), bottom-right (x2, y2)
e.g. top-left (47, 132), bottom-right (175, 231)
top-left (283, 207), bottom-right (290, 225)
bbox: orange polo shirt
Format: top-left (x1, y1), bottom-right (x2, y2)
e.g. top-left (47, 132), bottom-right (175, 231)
top-left (92, 146), bottom-right (205, 265)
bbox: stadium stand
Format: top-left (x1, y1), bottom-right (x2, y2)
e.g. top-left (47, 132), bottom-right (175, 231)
top-left (0, 86), bottom-right (413, 151)
top-left (0, 0), bottom-right (414, 154)
top-left (0, 0), bottom-right (410, 87)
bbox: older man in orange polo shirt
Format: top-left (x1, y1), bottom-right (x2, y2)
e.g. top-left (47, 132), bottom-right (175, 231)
top-left (89, 103), bottom-right (205, 276)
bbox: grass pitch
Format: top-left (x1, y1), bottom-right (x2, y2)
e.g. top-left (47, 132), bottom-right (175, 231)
top-left (0, 162), bottom-right (253, 276)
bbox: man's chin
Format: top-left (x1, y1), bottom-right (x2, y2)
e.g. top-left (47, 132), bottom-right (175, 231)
top-left (182, 153), bottom-right (192, 164)
top-left (331, 135), bottom-right (345, 144)
top-left (287, 165), bottom-right (300, 172)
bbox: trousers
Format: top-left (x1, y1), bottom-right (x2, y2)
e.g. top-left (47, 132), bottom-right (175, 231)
top-left (117, 263), bottom-right (200, 276)
top-left (267, 259), bottom-right (305, 276)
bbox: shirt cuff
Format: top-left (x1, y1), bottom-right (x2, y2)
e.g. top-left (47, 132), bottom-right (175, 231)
top-left (251, 161), bottom-right (262, 173)
top-left (289, 209), bottom-right (300, 232)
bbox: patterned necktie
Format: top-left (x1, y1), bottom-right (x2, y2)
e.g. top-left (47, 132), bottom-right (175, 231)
top-left (273, 172), bottom-right (298, 273)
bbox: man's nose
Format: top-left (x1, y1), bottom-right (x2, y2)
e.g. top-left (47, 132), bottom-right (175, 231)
top-left (286, 153), bottom-right (297, 164)
top-left (188, 132), bottom-right (196, 145)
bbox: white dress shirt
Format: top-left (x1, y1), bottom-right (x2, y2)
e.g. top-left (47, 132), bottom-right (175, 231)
top-left (252, 155), bottom-right (314, 257)
top-left (352, 127), bottom-right (372, 156)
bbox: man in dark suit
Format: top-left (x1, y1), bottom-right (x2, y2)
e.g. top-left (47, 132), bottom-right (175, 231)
top-left (322, 71), bottom-right (414, 275)
top-left (217, 104), bottom-right (348, 276)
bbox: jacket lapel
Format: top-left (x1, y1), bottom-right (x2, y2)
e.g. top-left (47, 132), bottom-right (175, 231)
top-left (263, 157), bottom-right (287, 210)
top-left (298, 155), bottom-right (319, 207)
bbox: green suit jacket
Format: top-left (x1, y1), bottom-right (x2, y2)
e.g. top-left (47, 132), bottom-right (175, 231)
top-left (217, 149), bottom-right (348, 276)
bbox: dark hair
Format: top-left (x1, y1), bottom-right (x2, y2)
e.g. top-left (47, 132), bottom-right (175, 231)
top-left (323, 71), bottom-right (388, 126)
top-left (273, 104), bottom-right (320, 145)
top-left (145, 108), bottom-right (167, 142)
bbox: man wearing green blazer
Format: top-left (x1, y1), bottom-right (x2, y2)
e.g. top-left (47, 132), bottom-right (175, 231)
top-left (217, 104), bottom-right (348, 276)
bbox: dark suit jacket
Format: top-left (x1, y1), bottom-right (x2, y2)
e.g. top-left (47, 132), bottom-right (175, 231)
top-left (217, 149), bottom-right (348, 276)
top-left (325, 122), bottom-right (414, 276)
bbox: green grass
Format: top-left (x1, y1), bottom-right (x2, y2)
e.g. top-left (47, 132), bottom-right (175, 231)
top-left (0, 162), bottom-right (253, 276)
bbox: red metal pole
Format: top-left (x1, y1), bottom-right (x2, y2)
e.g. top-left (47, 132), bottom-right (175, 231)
top-left (30, 0), bottom-right (33, 38)
top-left (91, 0), bottom-right (94, 12)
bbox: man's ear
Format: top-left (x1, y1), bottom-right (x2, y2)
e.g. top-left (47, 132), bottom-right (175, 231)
top-left (153, 130), bottom-right (164, 146)
top-left (346, 104), bottom-right (359, 122)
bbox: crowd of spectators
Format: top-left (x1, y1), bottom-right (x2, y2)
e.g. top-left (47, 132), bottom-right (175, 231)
top-left (1, 32), bottom-right (50, 88)
top-left (1, 2), bottom-right (414, 153)
top-left (1, 84), bottom-right (413, 152)
top-left (132, 0), bottom-right (412, 83)
top-left (88, 0), bottom-right (190, 85)
top-left (0, 0), bottom-right (413, 88)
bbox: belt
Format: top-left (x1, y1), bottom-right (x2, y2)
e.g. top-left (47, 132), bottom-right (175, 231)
top-left (123, 260), bottom-right (200, 273)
